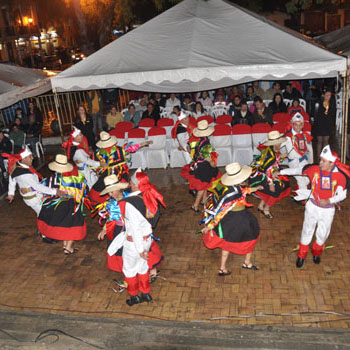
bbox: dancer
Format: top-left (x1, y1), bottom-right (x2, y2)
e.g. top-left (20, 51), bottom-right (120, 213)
top-left (111, 169), bottom-right (165, 306)
top-left (2, 147), bottom-right (65, 243)
top-left (278, 145), bottom-right (349, 267)
top-left (171, 111), bottom-right (197, 164)
top-left (202, 163), bottom-right (262, 275)
top-left (282, 112), bottom-right (313, 199)
top-left (97, 174), bottom-right (163, 286)
top-left (249, 131), bottom-right (291, 219)
top-left (181, 120), bottom-right (220, 212)
top-left (62, 127), bottom-right (105, 189)
top-left (37, 154), bottom-right (88, 254)
top-left (89, 131), bottom-right (151, 204)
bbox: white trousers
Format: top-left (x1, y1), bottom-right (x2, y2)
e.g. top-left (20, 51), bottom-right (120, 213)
top-left (300, 200), bottom-right (335, 246)
top-left (288, 159), bottom-right (310, 190)
top-left (80, 167), bottom-right (98, 189)
top-left (23, 195), bottom-right (42, 217)
top-left (122, 237), bottom-right (152, 278)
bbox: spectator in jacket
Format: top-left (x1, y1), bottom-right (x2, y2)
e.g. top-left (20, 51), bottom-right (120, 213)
top-left (182, 95), bottom-right (194, 113)
top-left (142, 103), bottom-right (160, 123)
top-left (124, 104), bottom-right (142, 126)
top-left (264, 82), bottom-right (282, 100)
top-left (245, 85), bottom-right (256, 102)
top-left (252, 81), bottom-right (265, 100)
top-left (15, 107), bottom-right (29, 125)
top-left (74, 105), bottom-right (95, 149)
top-left (27, 100), bottom-right (43, 126)
top-left (252, 96), bottom-right (273, 125)
top-left (268, 93), bottom-right (287, 114)
top-left (232, 100), bottom-right (253, 126)
top-left (9, 123), bottom-right (25, 153)
top-left (283, 83), bottom-right (302, 101)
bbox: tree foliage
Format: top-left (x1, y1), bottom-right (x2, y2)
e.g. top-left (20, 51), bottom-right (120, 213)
top-left (285, 0), bottom-right (339, 14)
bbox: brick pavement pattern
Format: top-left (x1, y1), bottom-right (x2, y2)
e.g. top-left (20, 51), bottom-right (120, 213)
top-left (0, 168), bottom-right (350, 328)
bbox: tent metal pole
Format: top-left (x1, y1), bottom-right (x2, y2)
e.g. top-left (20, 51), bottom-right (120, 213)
top-left (341, 60), bottom-right (350, 163)
top-left (53, 88), bottom-right (64, 143)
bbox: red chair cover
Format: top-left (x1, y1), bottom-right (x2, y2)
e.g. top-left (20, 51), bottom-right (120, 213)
top-left (272, 123), bottom-right (289, 134)
top-left (139, 118), bottom-right (156, 127)
top-left (115, 121), bottom-right (133, 132)
top-left (216, 115), bottom-right (232, 125)
top-left (252, 123), bottom-right (271, 133)
top-left (232, 124), bottom-right (252, 135)
top-left (109, 129), bottom-right (126, 138)
top-left (272, 113), bottom-right (290, 124)
top-left (197, 115), bottom-right (214, 124)
top-left (148, 127), bottom-right (166, 136)
top-left (128, 128), bottom-right (146, 138)
top-left (157, 118), bottom-right (174, 127)
top-left (213, 124), bottom-right (231, 136)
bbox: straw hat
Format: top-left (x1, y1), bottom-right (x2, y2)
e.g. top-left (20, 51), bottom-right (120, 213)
top-left (96, 131), bottom-right (117, 148)
top-left (48, 154), bottom-right (73, 173)
top-left (263, 131), bottom-right (286, 146)
top-left (221, 162), bottom-right (252, 186)
top-left (100, 174), bottom-right (129, 196)
top-left (193, 120), bottom-right (214, 137)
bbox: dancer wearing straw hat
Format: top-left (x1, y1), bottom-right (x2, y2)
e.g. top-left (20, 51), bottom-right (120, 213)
top-left (89, 131), bottom-right (151, 205)
top-left (181, 120), bottom-right (221, 212)
top-left (249, 130), bottom-right (291, 219)
top-left (62, 127), bottom-right (106, 189)
top-left (277, 145), bottom-right (349, 268)
top-left (281, 112), bottom-right (313, 200)
top-left (37, 154), bottom-right (89, 254)
top-left (97, 174), bottom-right (164, 288)
top-left (202, 163), bottom-right (263, 275)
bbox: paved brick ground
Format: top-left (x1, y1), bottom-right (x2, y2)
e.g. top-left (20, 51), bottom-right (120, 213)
top-left (0, 167), bottom-right (350, 329)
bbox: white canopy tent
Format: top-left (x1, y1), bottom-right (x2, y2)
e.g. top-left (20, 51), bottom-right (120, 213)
top-left (0, 64), bottom-right (52, 110)
top-left (51, 0), bottom-right (346, 93)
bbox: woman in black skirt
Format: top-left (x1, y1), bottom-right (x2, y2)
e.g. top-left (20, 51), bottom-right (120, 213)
top-left (202, 162), bottom-right (263, 275)
top-left (314, 90), bottom-right (336, 157)
top-left (249, 131), bottom-right (291, 219)
top-left (37, 154), bottom-right (88, 254)
top-left (181, 120), bottom-right (221, 212)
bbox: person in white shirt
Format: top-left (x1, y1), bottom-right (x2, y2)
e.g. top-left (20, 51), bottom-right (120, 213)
top-left (62, 127), bottom-right (105, 189)
top-left (165, 93), bottom-right (181, 109)
top-left (119, 169), bottom-right (165, 306)
top-left (174, 111), bottom-right (192, 164)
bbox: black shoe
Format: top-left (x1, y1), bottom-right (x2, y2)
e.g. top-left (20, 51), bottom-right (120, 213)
top-left (189, 189), bottom-right (197, 197)
top-left (126, 295), bottom-right (142, 306)
top-left (313, 256), bottom-right (321, 264)
top-left (40, 234), bottom-right (58, 244)
top-left (296, 257), bottom-right (304, 268)
top-left (141, 293), bottom-right (152, 303)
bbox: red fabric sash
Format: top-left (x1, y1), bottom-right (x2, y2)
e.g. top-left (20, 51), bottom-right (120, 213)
top-left (62, 135), bottom-right (89, 160)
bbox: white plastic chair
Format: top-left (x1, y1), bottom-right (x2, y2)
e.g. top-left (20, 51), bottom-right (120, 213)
top-left (232, 125), bottom-right (253, 165)
top-left (146, 128), bottom-right (168, 169)
top-left (169, 138), bottom-right (190, 168)
top-left (211, 125), bottom-right (232, 166)
top-left (299, 98), bottom-right (306, 111)
top-left (211, 104), bottom-right (228, 119)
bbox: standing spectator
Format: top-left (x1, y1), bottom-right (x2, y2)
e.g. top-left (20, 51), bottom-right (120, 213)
top-left (232, 100), bottom-right (253, 126)
top-left (15, 107), bottom-right (29, 125)
top-left (154, 93), bottom-right (166, 108)
top-left (26, 100), bottom-right (43, 126)
top-left (283, 83), bottom-right (302, 101)
top-left (106, 106), bottom-right (123, 130)
top-left (124, 104), bottom-right (141, 126)
top-left (287, 99), bottom-right (305, 115)
top-left (86, 90), bottom-right (103, 135)
top-left (252, 96), bottom-right (273, 125)
top-left (75, 105), bottom-right (95, 149)
top-left (0, 131), bottom-right (12, 175)
top-left (102, 89), bottom-right (117, 112)
top-left (25, 115), bottom-right (42, 158)
top-left (9, 125), bottom-right (25, 153)
top-left (268, 93), bottom-right (287, 114)
top-left (253, 81), bottom-right (265, 100)
top-left (198, 91), bottom-right (213, 107)
top-left (165, 93), bottom-right (181, 109)
top-left (142, 103), bottom-right (160, 123)
top-left (245, 85), bottom-right (256, 102)
top-left (314, 91), bottom-right (336, 157)
top-left (182, 95), bottom-right (194, 113)
top-left (264, 82), bottom-right (282, 100)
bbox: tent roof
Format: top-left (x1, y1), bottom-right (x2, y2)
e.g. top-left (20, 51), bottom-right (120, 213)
top-left (51, 0), bottom-right (346, 93)
top-left (314, 25), bottom-right (350, 58)
top-left (0, 64), bottom-right (53, 110)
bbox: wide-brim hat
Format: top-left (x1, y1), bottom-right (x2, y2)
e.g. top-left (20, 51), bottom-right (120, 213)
top-left (96, 131), bottom-right (117, 148)
top-left (100, 174), bottom-right (129, 196)
top-left (264, 130), bottom-right (286, 146)
top-left (193, 120), bottom-right (214, 137)
top-left (48, 154), bottom-right (73, 173)
top-left (221, 162), bottom-right (252, 186)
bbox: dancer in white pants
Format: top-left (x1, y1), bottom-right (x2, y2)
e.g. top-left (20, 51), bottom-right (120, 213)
top-left (281, 112), bottom-right (313, 197)
top-left (279, 145), bottom-right (349, 268)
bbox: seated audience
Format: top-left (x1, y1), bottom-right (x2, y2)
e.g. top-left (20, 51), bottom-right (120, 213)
top-left (142, 102), bottom-right (160, 123)
top-left (283, 83), bottom-right (302, 101)
top-left (27, 100), bottom-right (43, 126)
top-left (182, 95), bottom-right (194, 112)
top-left (124, 103), bottom-right (141, 126)
top-left (232, 100), bottom-right (253, 126)
top-left (106, 105), bottom-right (123, 130)
top-left (287, 98), bottom-right (305, 115)
top-left (10, 124), bottom-right (25, 153)
top-left (245, 85), bottom-right (256, 102)
top-left (193, 101), bottom-right (206, 119)
top-left (165, 93), bottom-right (181, 108)
top-left (268, 93), bottom-right (287, 114)
top-left (252, 96), bottom-right (273, 125)
top-left (264, 82), bottom-right (282, 100)
top-left (198, 91), bottom-right (213, 107)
